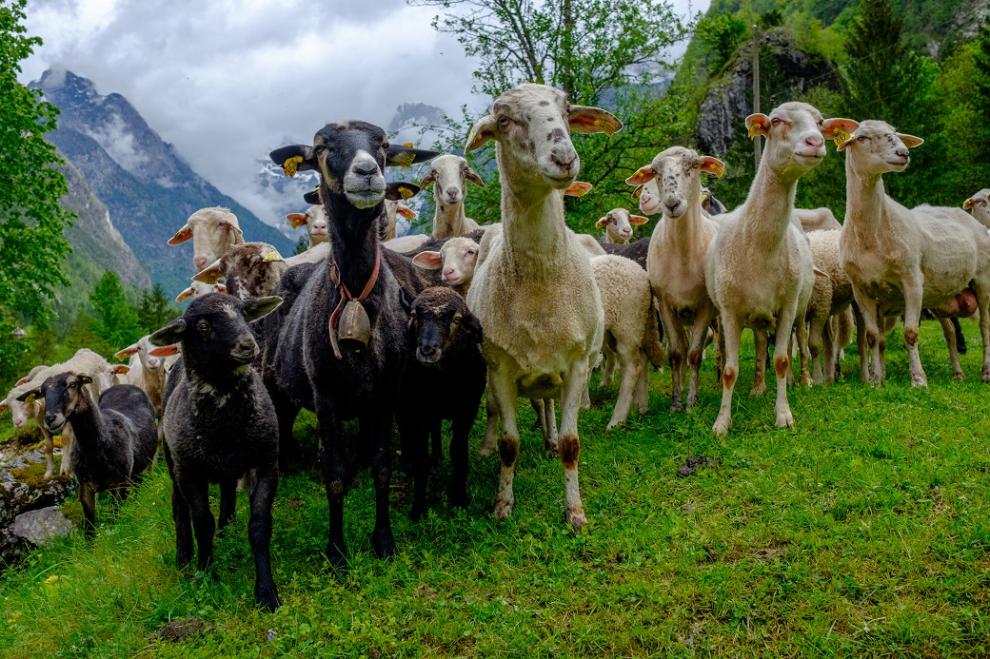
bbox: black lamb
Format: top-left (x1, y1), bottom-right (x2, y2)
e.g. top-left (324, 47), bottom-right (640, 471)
top-left (19, 374), bottom-right (156, 537)
top-left (150, 293), bottom-right (284, 611)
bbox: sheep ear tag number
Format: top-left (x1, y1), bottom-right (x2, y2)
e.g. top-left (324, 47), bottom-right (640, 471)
top-left (327, 249), bottom-right (382, 359)
top-left (833, 129), bottom-right (854, 149)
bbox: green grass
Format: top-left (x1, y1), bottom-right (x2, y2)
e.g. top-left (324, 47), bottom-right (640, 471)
top-left (3, 320), bottom-right (990, 657)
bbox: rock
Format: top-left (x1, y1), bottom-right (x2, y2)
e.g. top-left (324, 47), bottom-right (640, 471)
top-left (11, 507), bottom-right (75, 546)
top-left (151, 617), bottom-right (209, 643)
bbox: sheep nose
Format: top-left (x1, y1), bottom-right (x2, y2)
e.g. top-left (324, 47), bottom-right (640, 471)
top-left (804, 135), bottom-right (824, 149)
top-left (550, 145), bottom-right (578, 170)
top-left (353, 162), bottom-right (378, 176)
top-left (194, 256), bottom-right (208, 270)
top-left (895, 148), bottom-right (909, 159)
top-left (44, 413), bottom-right (58, 427)
top-left (443, 267), bottom-right (455, 279)
top-left (418, 344), bottom-right (441, 362)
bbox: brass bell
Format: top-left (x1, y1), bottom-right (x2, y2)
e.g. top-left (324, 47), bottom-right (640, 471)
top-left (338, 300), bottom-right (371, 348)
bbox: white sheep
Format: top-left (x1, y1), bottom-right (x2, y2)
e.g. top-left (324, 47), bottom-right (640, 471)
top-left (420, 154), bottom-right (483, 239)
top-left (175, 280), bottom-right (226, 303)
top-left (626, 146), bottom-right (724, 411)
top-left (836, 119), bottom-right (990, 385)
top-left (964, 189), bottom-right (990, 232)
top-left (167, 207), bottom-right (244, 272)
top-left (595, 208), bottom-right (648, 244)
top-left (411, 236), bottom-right (480, 296)
top-left (704, 102), bottom-right (845, 435)
top-left (795, 207), bottom-right (841, 232)
top-left (805, 229), bottom-right (856, 383)
top-left (464, 83), bottom-right (620, 529)
top-left (114, 335), bottom-right (167, 415)
top-left (382, 199), bottom-right (416, 241)
top-left (286, 205), bottom-right (329, 247)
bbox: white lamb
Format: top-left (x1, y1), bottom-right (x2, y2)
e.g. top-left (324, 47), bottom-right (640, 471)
top-left (115, 335), bottom-right (167, 415)
top-left (167, 206), bottom-right (244, 271)
top-left (420, 154), bottom-right (484, 239)
top-left (626, 146), bottom-right (725, 411)
top-left (175, 280), bottom-right (226, 303)
top-left (411, 236), bottom-right (480, 296)
top-left (595, 208), bottom-right (649, 244)
top-left (836, 119), bottom-right (990, 385)
top-left (286, 205), bottom-right (330, 247)
top-left (704, 102), bottom-right (845, 435)
top-left (964, 189), bottom-right (990, 232)
top-left (464, 83), bottom-right (620, 528)
top-left (382, 199), bottom-right (416, 241)
top-left (795, 207), bottom-right (841, 232)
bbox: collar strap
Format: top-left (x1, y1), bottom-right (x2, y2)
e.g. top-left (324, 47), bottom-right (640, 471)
top-left (327, 248), bottom-right (382, 359)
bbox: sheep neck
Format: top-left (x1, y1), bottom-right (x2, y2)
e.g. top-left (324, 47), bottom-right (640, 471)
top-left (740, 162), bottom-right (799, 250)
top-left (665, 192), bottom-right (708, 253)
top-left (323, 192), bottom-right (381, 296)
top-left (843, 157), bottom-right (892, 250)
top-left (65, 389), bottom-right (107, 450)
top-left (433, 198), bottom-right (468, 238)
top-left (183, 361), bottom-right (251, 403)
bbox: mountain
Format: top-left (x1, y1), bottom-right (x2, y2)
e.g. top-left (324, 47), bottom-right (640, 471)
top-left (253, 155), bottom-right (321, 242)
top-left (31, 70), bottom-right (293, 294)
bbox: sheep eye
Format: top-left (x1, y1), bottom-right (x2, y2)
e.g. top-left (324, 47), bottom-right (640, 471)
top-left (857, 135), bottom-right (870, 142)
top-left (196, 320), bottom-right (210, 335)
top-left (770, 117), bottom-right (782, 126)
top-left (497, 115), bottom-right (511, 130)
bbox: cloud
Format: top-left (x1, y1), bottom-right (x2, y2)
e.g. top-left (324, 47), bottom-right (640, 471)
top-left (20, 0), bottom-right (708, 224)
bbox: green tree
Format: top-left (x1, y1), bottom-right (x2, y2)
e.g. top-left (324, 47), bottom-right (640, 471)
top-left (89, 271), bottom-right (142, 351)
top-left (695, 13), bottom-right (748, 74)
top-left (136, 283), bottom-right (178, 333)
top-left (293, 236), bottom-right (309, 255)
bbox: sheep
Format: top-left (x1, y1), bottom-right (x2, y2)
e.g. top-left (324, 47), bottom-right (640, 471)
top-left (1, 365), bottom-right (49, 469)
top-left (589, 255), bottom-right (662, 428)
top-left (149, 293), bottom-right (283, 611)
top-left (115, 336), bottom-right (167, 415)
top-left (286, 205), bottom-right (330, 247)
top-left (626, 146), bottom-right (725, 411)
top-left (804, 230), bottom-right (856, 383)
top-left (176, 280), bottom-right (226, 303)
top-left (266, 122), bottom-right (438, 566)
top-left (192, 242), bottom-right (288, 301)
top-left (168, 207), bottom-right (244, 272)
top-left (795, 207), bottom-right (841, 232)
top-left (704, 102), bottom-right (846, 436)
top-left (463, 83), bottom-right (620, 528)
top-left (964, 189), bottom-right (990, 231)
top-left (836, 119), bottom-right (990, 385)
top-left (701, 187), bottom-right (728, 216)
top-left (410, 236), bottom-right (480, 296)
top-left (419, 154), bottom-right (484, 239)
top-left (398, 287), bottom-right (486, 518)
top-left (17, 372), bottom-right (155, 536)
top-left (595, 208), bottom-right (649, 245)
top-left (382, 199), bottom-right (417, 241)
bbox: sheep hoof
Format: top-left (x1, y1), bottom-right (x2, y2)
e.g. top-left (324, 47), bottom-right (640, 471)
top-left (370, 529), bottom-right (396, 560)
top-left (910, 374), bottom-right (928, 388)
top-left (478, 444), bottom-right (495, 457)
top-left (952, 371), bottom-right (965, 382)
top-left (566, 508), bottom-right (587, 531)
top-left (494, 498), bottom-right (514, 520)
top-left (712, 416), bottom-right (732, 436)
top-left (325, 543), bottom-right (348, 571)
top-left (775, 410), bottom-right (795, 429)
top-left (605, 420), bottom-right (624, 431)
top-left (256, 585), bottom-right (281, 612)
top-left (982, 367), bottom-right (990, 382)
top-left (749, 382), bottom-right (766, 397)
top-left (450, 491), bottom-right (469, 509)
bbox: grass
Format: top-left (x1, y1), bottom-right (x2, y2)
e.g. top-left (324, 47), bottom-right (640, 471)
top-left (2, 320), bottom-right (990, 657)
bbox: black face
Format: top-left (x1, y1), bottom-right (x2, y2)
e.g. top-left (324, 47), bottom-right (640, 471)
top-left (40, 372), bottom-right (90, 433)
top-left (149, 294), bottom-right (282, 375)
top-left (408, 289), bottom-right (482, 365)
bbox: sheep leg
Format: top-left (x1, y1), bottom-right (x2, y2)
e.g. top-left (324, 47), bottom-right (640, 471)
top-left (634, 355), bottom-right (649, 414)
top-left (852, 287), bottom-right (883, 384)
top-left (179, 475), bottom-right (215, 571)
top-left (901, 275), bottom-right (928, 387)
top-left (248, 465), bottom-right (280, 611)
top-left (601, 347), bottom-right (617, 388)
top-left (164, 446), bottom-right (193, 566)
top-left (409, 417), bottom-right (430, 521)
top-left (80, 481), bottom-right (97, 539)
top-left (658, 301), bottom-right (685, 411)
top-left (490, 368), bottom-right (519, 521)
top-left (607, 344), bottom-right (642, 430)
top-left (809, 312), bottom-right (828, 384)
top-left (750, 329), bottom-right (768, 396)
top-left (795, 305), bottom-right (813, 387)
top-left (938, 317), bottom-right (964, 381)
top-left (449, 414), bottom-right (472, 509)
top-left (559, 359), bottom-right (588, 530)
top-left (59, 425), bottom-right (74, 477)
top-left (479, 388), bottom-right (499, 457)
top-left (318, 403), bottom-right (348, 569)
top-left (773, 304), bottom-right (799, 430)
top-left (542, 398), bottom-right (558, 453)
top-left (581, 359), bottom-right (592, 410)
top-left (365, 409), bottom-right (396, 560)
top-left (271, 391), bottom-right (301, 473)
top-left (972, 281), bottom-right (990, 382)
top-left (218, 478), bottom-right (237, 533)
top-left (713, 313), bottom-right (741, 436)
top-left (687, 305), bottom-right (716, 408)
top-left (822, 316), bottom-right (836, 383)
top-left (430, 419), bottom-right (443, 467)
top-left (40, 425), bottom-right (54, 480)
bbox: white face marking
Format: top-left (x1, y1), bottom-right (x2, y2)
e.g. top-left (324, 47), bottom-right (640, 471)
top-left (343, 149), bottom-right (386, 208)
top-left (223, 304), bottom-right (237, 319)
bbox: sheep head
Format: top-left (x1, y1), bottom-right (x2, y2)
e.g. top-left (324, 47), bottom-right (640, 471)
top-left (17, 372), bottom-right (92, 433)
top-left (964, 188), bottom-right (990, 230)
top-left (625, 147), bottom-right (724, 221)
top-left (406, 287), bottom-right (481, 365)
top-left (745, 102), bottom-right (845, 181)
top-left (193, 243), bottom-right (286, 301)
top-left (419, 154), bottom-right (484, 207)
top-left (830, 118), bottom-right (923, 177)
top-left (168, 207), bottom-right (244, 272)
top-left (594, 208), bottom-right (648, 243)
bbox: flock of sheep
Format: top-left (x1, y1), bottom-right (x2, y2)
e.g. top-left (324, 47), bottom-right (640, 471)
top-left (2, 81), bottom-right (990, 612)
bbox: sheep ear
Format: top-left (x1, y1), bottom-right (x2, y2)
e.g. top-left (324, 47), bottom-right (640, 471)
top-left (387, 145), bottom-right (439, 167)
top-left (698, 156), bottom-right (725, 178)
top-left (411, 251), bottom-right (443, 270)
top-left (168, 225), bottom-right (193, 246)
top-left (625, 166), bottom-right (656, 186)
top-left (0, 401), bottom-right (7, 413)
top-left (270, 144), bottom-right (316, 177)
top-left (286, 212), bottom-right (308, 229)
top-left (386, 182), bottom-right (420, 201)
top-left (149, 345), bottom-right (180, 358)
top-left (821, 118), bottom-right (859, 141)
top-left (15, 387), bottom-right (41, 403)
top-left (396, 203), bottom-right (416, 219)
top-left (466, 115), bottom-right (497, 152)
top-left (629, 214), bottom-right (649, 225)
top-left (563, 181), bottom-right (592, 197)
top-left (568, 105), bottom-right (622, 135)
top-left (243, 296), bottom-right (283, 323)
top-left (745, 113), bottom-right (771, 139)
top-left (193, 259), bottom-right (224, 284)
top-left (216, 283), bottom-right (228, 294)
top-left (114, 344), bottom-right (140, 361)
top-left (149, 319), bottom-right (187, 347)
top-left (76, 374), bottom-right (93, 385)
top-left (632, 187), bottom-right (644, 199)
top-left (462, 312), bottom-right (483, 343)
top-left (303, 188), bottom-right (321, 205)
top-left (175, 287), bottom-right (194, 303)
top-left (594, 216), bottom-right (612, 230)
top-left (464, 166), bottom-right (484, 186)
top-left (964, 197), bottom-right (977, 210)
top-left (419, 169), bottom-right (436, 189)
top-left (110, 364), bottom-right (130, 375)
top-left (398, 287), bottom-right (415, 313)
top-left (897, 133), bottom-right (924, 149)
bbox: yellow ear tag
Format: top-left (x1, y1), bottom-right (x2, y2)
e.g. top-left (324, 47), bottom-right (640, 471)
top-left (833, 129), bottom-right (853, 148)
top-left (747, 124), bottom-right (761, 140)
top-left (403, 142), bottom-right (414, 148)
top-left (283, 155), bottom-right (304, 177)
top-left (700, 190), bottom-right (710, 204)
top-left (391, 152), bottom-right (415, 168)
top-left (399, 186), bottom-right (415, 199)
top-left (263, 248), bottom-right (284, 263)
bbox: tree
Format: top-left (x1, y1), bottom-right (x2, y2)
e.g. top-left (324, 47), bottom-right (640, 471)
top-left (0, 0), bottom-right (73, 321)
top-left (137, 283), bottom-right (178, 333)
top-left (293, 236), bottom-right (309, 255)
top-left (89, 271), bottom-right (142, 351)
top-left (410, 0), bottom-right (690, 232)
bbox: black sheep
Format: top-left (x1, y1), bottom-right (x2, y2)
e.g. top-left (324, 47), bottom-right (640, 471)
top-left (399, 287), bottom-right (486, 519)
top-left (149, 293), bottom-right (284, 611)
top-left (19, 374), bottom-right (156, 537)
top-left (267, 122), bottom-right (438, 567)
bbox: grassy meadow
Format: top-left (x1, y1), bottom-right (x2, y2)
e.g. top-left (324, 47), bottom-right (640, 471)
top-left (2, 320), bottom-right (990, 657)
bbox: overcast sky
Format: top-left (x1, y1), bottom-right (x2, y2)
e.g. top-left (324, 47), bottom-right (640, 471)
top-left (20, 0), bottom-right (710, 222)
